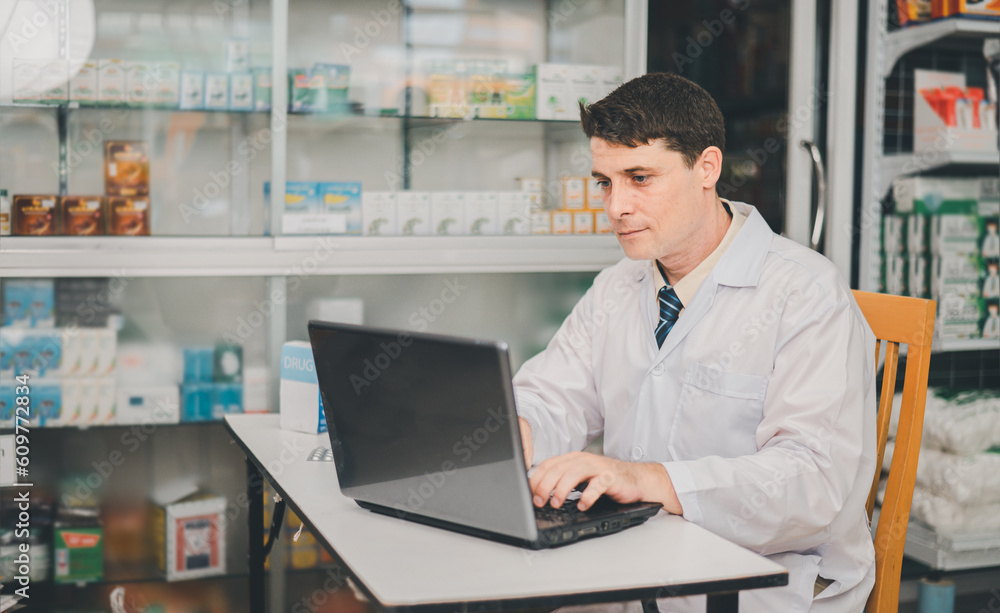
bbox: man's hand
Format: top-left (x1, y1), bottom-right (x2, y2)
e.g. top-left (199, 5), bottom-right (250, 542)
top-left (518, 417), bottom-right (533, 468)
top-left (528, 452), bottom-right (683, 515)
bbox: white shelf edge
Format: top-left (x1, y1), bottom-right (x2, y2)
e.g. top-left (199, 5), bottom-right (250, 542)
top-left (885, 17), bottom-right (1000, 70)
top-left (0, 235), bottom-right (625, 277)
top-left (880, 150), bottom-right (1000, 194)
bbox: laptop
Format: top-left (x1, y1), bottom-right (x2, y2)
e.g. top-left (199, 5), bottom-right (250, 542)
top-left (307, 320), bottom-right (662, 549)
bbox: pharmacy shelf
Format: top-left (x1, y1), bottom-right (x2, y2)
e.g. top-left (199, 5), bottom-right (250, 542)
top-left (904, 520), bottom-right (1000, 571)
top-left (879, 150), bottom-right (1000, 194)
top-left (0, 235), bottom-right (624, 277)
top-left (885, 17), bottom-right (1000, 71)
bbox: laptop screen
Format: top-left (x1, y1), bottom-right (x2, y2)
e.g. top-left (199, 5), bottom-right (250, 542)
top-left (308, 321), bottom-right (537, 539)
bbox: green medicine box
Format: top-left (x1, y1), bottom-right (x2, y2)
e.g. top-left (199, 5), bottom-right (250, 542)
top-left (53, 526), bottom-right (103, 584)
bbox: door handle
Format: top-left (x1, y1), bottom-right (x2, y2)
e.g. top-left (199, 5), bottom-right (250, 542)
top-left (800, 140), bottom-right (827, 253)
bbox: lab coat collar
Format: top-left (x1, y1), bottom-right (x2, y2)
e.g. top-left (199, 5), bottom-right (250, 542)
top-left (649, 201), bottom-right (773, 358)
top-left (709, 201), bottom-right (773, 288)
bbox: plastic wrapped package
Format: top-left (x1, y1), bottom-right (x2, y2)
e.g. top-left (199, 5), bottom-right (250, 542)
top-left (884, 442), bottom-right (1000, 504)
top-left (889, 388), bottom-right (1000, 455)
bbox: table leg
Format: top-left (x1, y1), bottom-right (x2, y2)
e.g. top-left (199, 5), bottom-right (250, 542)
top-left (247, 458), bottom-right (265, 613)
top-left (705, 592), bottom-right (738, 613)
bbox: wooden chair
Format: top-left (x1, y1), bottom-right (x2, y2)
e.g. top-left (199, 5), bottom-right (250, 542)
top-left (852, 290), bottom-right (936, 613)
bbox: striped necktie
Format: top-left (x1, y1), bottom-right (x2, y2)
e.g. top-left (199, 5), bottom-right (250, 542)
top-left (655, 285), bottom-right (683, 348)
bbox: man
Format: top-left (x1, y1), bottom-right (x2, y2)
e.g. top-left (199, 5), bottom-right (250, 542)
top-left (513, 73), bottom-right (877, 612)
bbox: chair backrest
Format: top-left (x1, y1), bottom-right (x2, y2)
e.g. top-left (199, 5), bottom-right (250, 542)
top-left (852, 290), bottom-right (936, 613)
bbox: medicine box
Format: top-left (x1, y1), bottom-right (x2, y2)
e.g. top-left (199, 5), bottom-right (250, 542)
top-left (893, 176), bottom-right (979, 215)
top-left (228, 72), bottom-right (254, 111)
top-left (319, 181), bottom-right (362, 235)
top-left (59, 196), bottom-right (104, 236)
top-left (151, 490), bottom-right (227, 582)
top-left (595, 211), bottom-right (613, 234)
top-left (125, 62), bottom-right (152, 106)
top-left (204, 74), bottom-right (230, 110)
top-left (362, 192), bottom-right (397, 236)
top-left (70, 60), bottom-right (98, 103)
top-left (12, 194), bottom-right (58, 236)
top-left (53, 524), bottom-right (103, 584)
top-left (226, 39), bottom-right (250, 73)
top-left (41, 61), bottom-right (69, 104)
top-left (98, 59), bottom-right (126, 105)
top-left (586, 178), bottom-right (605, 210)
top-left (432, 192), bottom-right (467, 236)
top-left (180, 72), bottom-right (205, 110)
top-left (535, 64), bottom-right (571, 120)
top-left (116, 385), bottom-right (179, 426)
top-left (152, 62), bottom-right (180, 107)
top-left (105, 141), bottom-right (150, 197)
top-left (572, 211), bottom-right (594, 235)
top-left (466, 192), bottom-right (498, 235)
top-left (280, 341), bottom-right (327, 434)
top-left (531, 211), bottom-right (552, 234)
top-left (252, 67), bottom-right (272, 112)
top-left (882, 214), bottom-right (906, 254)
top-left (561, 178), bottom-right (586, 210)
top-left (13, 59), bottom-right (42, 104)
top-left (497, 192), bottom-right (531, 236)
top-left (570, 65), bottom-right (603, 108)
top-left (397, 192), bottom-right (432, 236)
top-left (551, 211), bottom-right (573, 235)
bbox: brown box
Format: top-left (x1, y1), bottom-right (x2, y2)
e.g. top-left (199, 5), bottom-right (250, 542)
top-left (104, 141), bottom-right (149, 196)
top-left (59, 196), bottom-right (104, 236)
top-left (12, 195), bottom-right (58, 235)
top-left (106, 196), bottom-right (150, 235)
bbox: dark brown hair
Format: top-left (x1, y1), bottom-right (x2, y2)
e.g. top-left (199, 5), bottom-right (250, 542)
top-left (579, 72), bottom-right (725, 168)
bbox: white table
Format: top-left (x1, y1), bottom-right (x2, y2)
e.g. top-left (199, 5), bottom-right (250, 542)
top-left (225, 415), bottom-right (787, 613)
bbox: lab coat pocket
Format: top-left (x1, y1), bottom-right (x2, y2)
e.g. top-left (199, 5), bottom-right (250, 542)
top-left (669, 361), bottom-right (768, 459)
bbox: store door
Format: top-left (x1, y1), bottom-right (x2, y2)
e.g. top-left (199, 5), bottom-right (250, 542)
top-left (646, 0), bottom-right (858, 279)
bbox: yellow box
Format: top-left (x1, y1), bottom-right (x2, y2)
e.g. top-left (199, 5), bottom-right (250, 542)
top-left (585, 178), bottom-right (605, 210)
top-left (552, 212), bottom-right (573, 235)
top-left (561, 178), bottom-right (586, 210)
top-left (573, 212), bottom-right (594, 234)
top-left (531, 211), bottom-right (551, 235)
top-left (595, 211), bottom-right (613, 234)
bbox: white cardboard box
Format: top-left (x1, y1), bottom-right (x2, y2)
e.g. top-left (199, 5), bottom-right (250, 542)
top-left (466, 192), bottom-right (498, 235)
top-left (432, 192), bottom-right (467, 236)
top-left (362, 192), bottom-right (398, 236)
top-left (397, 192), bottom-right (432, 236)
top-left (279, 341), bottom-right (326, 434)
top-left (115, 385), bottom-right (179, 425)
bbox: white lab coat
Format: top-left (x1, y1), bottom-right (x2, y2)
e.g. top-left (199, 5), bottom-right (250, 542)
top-left (514, 202), bottom-right (877, 613)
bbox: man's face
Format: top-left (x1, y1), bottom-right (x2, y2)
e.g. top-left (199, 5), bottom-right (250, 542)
top-left (590, 137), bottom-right (711, 263)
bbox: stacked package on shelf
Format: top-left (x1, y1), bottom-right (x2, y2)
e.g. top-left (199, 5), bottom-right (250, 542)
top-left (533, 177), bottom-right (613, 236)
top-left (357, 190), bottom-right (543, 237)
top-left (883, 388), bottom-right (1000, 536)
top-left (892, 176), bottom-right (1000, 340)
top-left (179, 343), bottom-right (244, 422)
top-left (0, 279), bottom-right (119, 427)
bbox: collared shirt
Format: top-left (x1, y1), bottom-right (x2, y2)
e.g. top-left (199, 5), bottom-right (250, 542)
top-left (514, 201), bottom-right (877, 612)
top-left (654, 200), bottom-right (746, 312)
